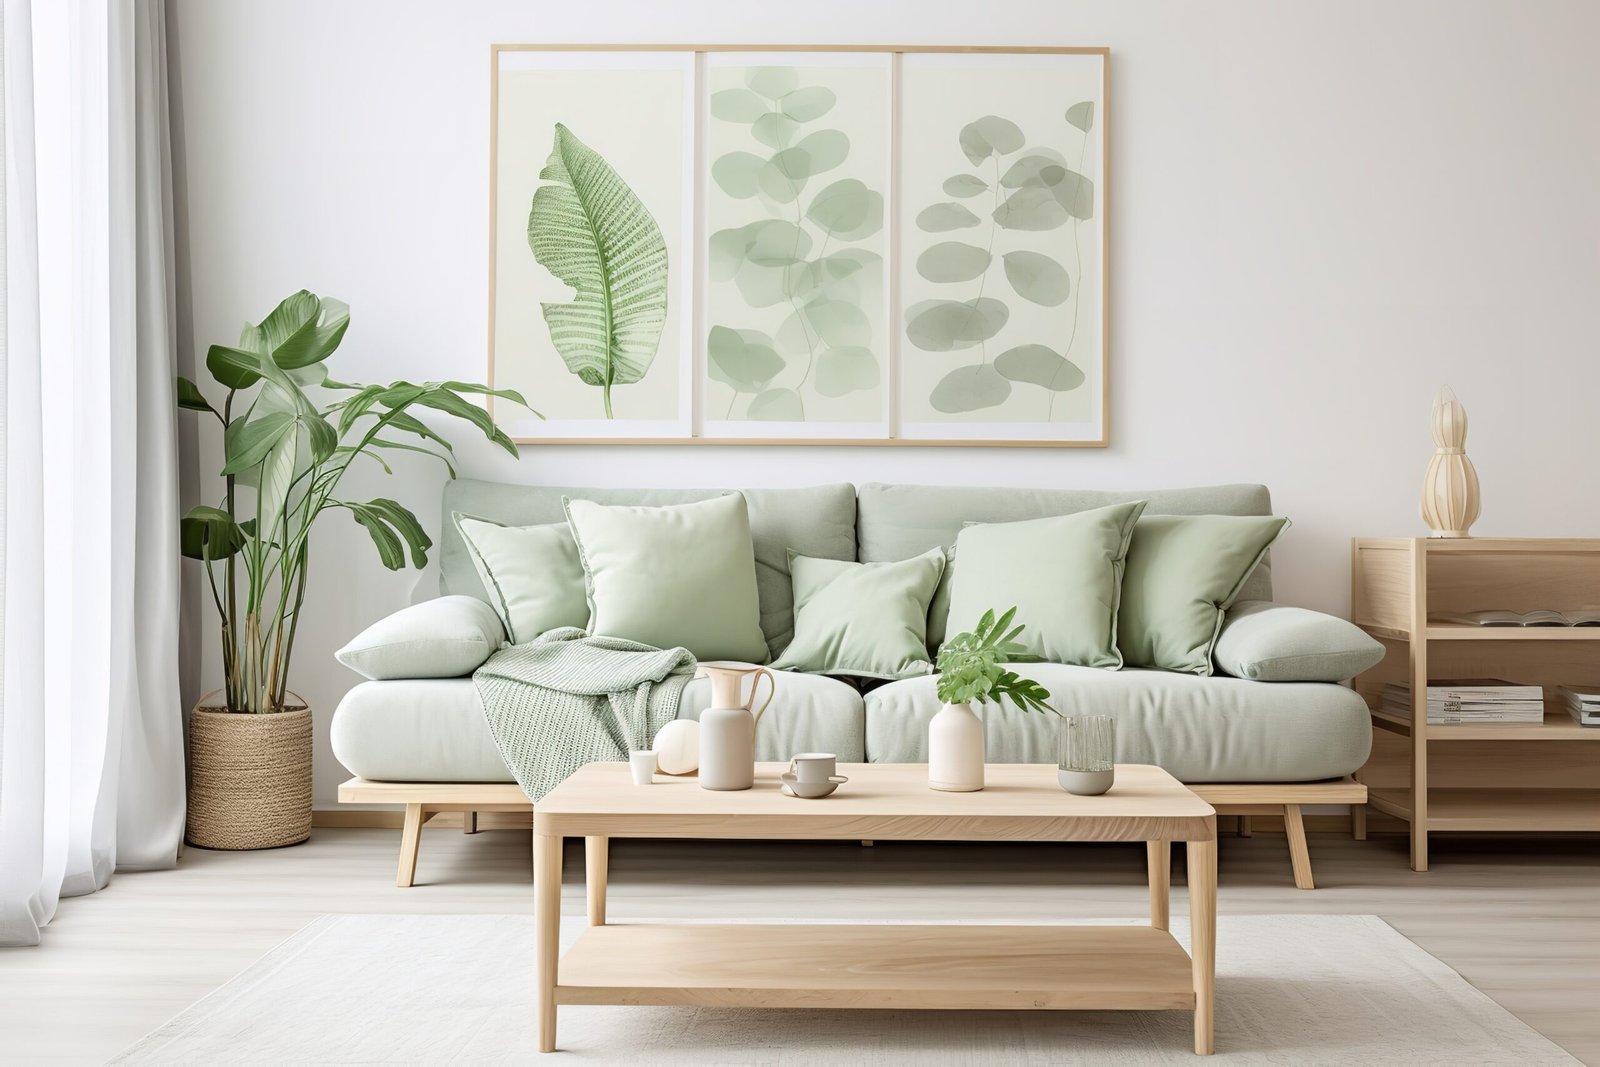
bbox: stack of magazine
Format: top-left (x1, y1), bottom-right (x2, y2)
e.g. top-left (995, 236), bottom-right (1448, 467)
top-left (1557, 686), bottom-right (1600, 727)
top-left (1382, 680), bottom-right (1545, 724)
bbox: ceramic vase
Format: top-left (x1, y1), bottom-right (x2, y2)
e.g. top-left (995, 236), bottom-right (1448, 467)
top-left (928, 702), bottom-right (984, 792)
top-left (1420, 385), bottom-right (1481, 538)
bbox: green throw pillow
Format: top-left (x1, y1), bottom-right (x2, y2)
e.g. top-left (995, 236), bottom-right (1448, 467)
top-left (1212, 600), bottom-right (1385, 682)
top-left (944, 502), bottom-right (1147, 668)
top-left (1118, 514), bottom-right (1290, 675)
top-left (453, 514), bottom-right (589, 644)
top-left (564, 493), bottom-right (769, 663)
top-left (771, 548), bottom-right (946, 679)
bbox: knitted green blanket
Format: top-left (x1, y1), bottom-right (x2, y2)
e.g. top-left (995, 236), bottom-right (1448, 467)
top-left (473, 628), bottom-right (696, 801)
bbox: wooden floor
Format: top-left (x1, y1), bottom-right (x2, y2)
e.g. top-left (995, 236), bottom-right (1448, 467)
top-left (1, 827), bottom-right (1596, 1064)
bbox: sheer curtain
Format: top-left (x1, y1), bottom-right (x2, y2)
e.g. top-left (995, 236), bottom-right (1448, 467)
top-left (0, 0), bottom-right (183, 947)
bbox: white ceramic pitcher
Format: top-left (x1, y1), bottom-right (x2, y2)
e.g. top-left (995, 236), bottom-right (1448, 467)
top-left (697, 662), bottom-right (775, 791)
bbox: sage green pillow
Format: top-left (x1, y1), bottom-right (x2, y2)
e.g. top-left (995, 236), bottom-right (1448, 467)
top-left (771, 548), bottom-right (946, 679)
top-left (564, 494), bottom-right (769, 663)
top-left (944, 502), bottom-right (1147, 667)
top-left (1118, 514), bottom-right (1291, 675)
top-left (1212, 600), bottom-right (1385, 682)
top-left (453, 515), bottom-right (588, 644)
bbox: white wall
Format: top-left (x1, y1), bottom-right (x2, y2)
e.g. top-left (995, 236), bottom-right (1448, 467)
top-left (167, 0), bottom-right (1600, 807)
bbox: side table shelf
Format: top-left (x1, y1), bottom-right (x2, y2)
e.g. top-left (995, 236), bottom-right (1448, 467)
top-left (1351, 537), bottom-right (1600, 871)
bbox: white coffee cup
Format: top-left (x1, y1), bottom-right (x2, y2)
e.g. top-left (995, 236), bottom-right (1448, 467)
top-left (789, 752), bottom-right (847, 785)
top-left (630, 750), bottom-right (657, 786)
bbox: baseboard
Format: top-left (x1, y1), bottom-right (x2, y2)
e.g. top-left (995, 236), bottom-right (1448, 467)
top-left (311, 809), bottom-right (1399, 836)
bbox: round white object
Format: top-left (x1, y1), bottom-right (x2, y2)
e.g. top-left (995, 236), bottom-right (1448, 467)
top-left (653, 719), bottom-right (701, 775)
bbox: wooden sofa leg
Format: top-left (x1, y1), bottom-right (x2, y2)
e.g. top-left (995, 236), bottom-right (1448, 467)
top-left (1351, 803), bottom-right (1367, 841)
top-left (463, 810), bottom-right (478, 835)
top-left (397, 804), bottom-right (424, 888)
top-left (1283, 804), bottom-right (1314, 890)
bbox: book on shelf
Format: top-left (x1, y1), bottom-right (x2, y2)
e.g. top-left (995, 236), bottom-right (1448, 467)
top-left (1381, 680), bottom-right (1545, 724)
top-left (1431, 608), bottom-right (1600, 627)
top-left (1556, 686), bottom-right (1600, 726)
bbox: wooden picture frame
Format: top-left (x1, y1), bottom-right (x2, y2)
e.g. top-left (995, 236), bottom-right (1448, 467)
top-left (489, 44), bottom-right (1110, 447)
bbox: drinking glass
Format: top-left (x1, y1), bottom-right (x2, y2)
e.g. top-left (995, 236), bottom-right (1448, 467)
top-left (1057, 714), bottom-right (1115, 795)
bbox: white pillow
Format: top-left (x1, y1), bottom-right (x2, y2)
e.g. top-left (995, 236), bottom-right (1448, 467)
top-left (335, 596), bottom-right (505, 680)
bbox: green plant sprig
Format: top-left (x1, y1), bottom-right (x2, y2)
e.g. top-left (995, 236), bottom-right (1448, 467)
top-left (934, 606), bottom-right (1054, 714)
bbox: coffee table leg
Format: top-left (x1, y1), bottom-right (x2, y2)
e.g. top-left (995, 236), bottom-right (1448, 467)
top-left (1146, 840), bottom-right (1170, 931)
top-left (585, 836), bottom-right (608, 926)
top-left (535, 831), bottom-right (562, 1053)
top-left (1187, 835), bottom-right (1217, 1055)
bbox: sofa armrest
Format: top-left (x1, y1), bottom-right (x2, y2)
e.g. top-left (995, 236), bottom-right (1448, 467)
top-left (335, 595), bottom-right (505, 681)
top-left (1212, 600), bottom-right (1384, 683)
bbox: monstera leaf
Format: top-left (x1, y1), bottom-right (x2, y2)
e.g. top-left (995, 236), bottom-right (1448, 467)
top-left (528, 124), bottom-right (669, 419)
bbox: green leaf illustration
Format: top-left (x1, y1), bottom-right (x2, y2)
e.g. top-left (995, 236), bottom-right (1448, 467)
top-left (904, 298), bottom-right (1009, 352)
top-left (708, 326), bottom-right (786, 392)
top-left (930, 364), bottom-right (1011, 413)
top-left (781, 86), bottom-right (836, 121)
top-left (994, 345), bottom-right (1084, 391)
top-left (752, 112), bottom-right (801, 149)
top-left (805, 178), bottom-right (883, 240)
top-left (917, 241), bottom-right (992, 283)
top-left (710, 88), bottom-right (768, 122)
top-left (994, 186), bottom-right (1070, 231)
top-left (1000, 151), bottom-right (1068, 189)
top-left (794, 294), bottom-right (871, 348)
top-left (916, 202), bottom-right (981, 232)
top-left (527, 123), bottom-right (668, 419)
top-left (943, 174), bottom-right (989, 198)
top-left (712, 151), bottom-right (767, 199)
top-left (746, 66), bottom-right (799, 100)
top-left (1001, 251), bottom-right (1070, 306)
top-left (760, 129), bottom-right (850, 202)
top-left (748, 387), bottom-right (803, 420)
top-left (958, 116), bottom-right (1025, 165)
top-left (814, 346), bottom-right (880, 398)
top-left (1066, 101), bottom-right (1095, 132)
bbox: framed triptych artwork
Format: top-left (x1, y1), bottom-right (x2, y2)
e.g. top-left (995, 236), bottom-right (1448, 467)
top-left (489, 45), bottom-right (1108, 446)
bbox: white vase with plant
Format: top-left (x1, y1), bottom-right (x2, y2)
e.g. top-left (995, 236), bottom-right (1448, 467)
top-left (177, 290), bottom-right (536, 849)
top-left (929, 606), bottom-right (1054, 792)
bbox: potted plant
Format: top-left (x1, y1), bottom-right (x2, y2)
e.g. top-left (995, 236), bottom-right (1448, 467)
top-left (177, 290), bottom-right (535, 849)
top-left (929, 606), bottom-right (1054, 792)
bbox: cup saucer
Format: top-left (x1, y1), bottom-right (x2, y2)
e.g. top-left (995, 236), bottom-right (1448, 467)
top-left (780, 773), bottom-right (840, 799)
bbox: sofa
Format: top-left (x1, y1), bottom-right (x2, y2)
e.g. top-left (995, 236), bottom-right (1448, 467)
top-left (333, 481), bottom-right (1374, 888)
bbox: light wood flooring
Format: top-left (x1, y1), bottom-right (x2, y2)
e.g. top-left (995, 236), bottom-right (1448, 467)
top-left (1, 826), bottom-right (1596, 1064)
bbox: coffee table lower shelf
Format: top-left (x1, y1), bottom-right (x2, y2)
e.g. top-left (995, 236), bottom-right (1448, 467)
top-left (556, 923), bottom-right (1197, 1012)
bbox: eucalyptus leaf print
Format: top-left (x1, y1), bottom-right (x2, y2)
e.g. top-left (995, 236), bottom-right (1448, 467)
top-left (903, 96), bottom-right (1098, 423)
top-left (704, 61), bottom-right (889, 428)
top-left (526, 123), bottom-right (668, 420)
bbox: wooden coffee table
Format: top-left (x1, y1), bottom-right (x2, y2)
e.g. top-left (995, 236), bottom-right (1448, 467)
top-left (533, 762), bottom-right (1218, 1055)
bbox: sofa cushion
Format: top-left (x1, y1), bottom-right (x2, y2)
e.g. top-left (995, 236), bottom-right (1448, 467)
top-left (331, 672), bottom-right (867, 783)
top-left (856, 483), bottom-right (1276, 650)
top-left (440, 481), bottom-right (856, 661)
top-left (1118, 514), bottom-right (1289, 675)
top-left (946, 503), bottom-right (1145, 667)
top-left (863, 664), bottom-right (1371, 782)
top-left (771, 548), bottom-right (945, 680)
top-left (565, 494), bottom-right (769, 663)
top-left (1212, 600), bottom-right (1387, 682)
top-left (334, 596), bottom-right (505, 681)
top-left (453, 516), bottom-right (588, 643)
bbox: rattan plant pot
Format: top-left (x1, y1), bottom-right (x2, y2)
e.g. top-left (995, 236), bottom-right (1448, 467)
top-left (186, 695), bottom-right (312, 850)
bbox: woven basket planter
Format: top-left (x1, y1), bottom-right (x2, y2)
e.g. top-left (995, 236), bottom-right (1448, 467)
top-left (187, 697), bottom-right (312, 850)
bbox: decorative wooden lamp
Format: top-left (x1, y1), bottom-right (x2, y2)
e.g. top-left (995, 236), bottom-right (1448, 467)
top-left (1419, 385), bottom-right (1481, 538)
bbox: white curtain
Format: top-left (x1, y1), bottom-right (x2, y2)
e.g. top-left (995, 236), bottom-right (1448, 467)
top-left (0, 0), bottom-right (183, 947)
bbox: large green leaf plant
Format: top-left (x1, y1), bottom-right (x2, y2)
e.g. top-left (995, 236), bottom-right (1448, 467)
top-left (178, 290), bottom-right (537, 713)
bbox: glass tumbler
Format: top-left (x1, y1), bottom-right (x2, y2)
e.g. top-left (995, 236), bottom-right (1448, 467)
top-left (1058, 714), bottom-right (1115, 795)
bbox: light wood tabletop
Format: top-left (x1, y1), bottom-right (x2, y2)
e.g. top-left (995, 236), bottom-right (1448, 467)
top-left (533, 762), bottom-right (1219, 1055)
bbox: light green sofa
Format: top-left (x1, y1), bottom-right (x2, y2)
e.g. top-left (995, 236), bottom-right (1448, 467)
top-left (332, 481), bottom-right (1372, 888)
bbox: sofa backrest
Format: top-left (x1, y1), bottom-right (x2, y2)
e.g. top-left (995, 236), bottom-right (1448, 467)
top-left (856, 483), bottom-right (1276, 642)
top-left (440, 480), bottom-right (857, 659)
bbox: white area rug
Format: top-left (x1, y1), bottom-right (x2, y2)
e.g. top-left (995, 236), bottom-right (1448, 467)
top-left (114, 913), bottom-right (1576, 1065)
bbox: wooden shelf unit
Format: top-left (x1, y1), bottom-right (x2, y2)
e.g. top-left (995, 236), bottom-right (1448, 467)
top-left (1351, 537), bottom-right (1600, 871)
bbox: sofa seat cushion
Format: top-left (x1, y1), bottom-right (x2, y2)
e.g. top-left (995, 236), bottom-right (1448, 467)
top-left (331, 672), bottom-right (866, 783)
top-left (864, 665), bottom-right (1371, 782)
